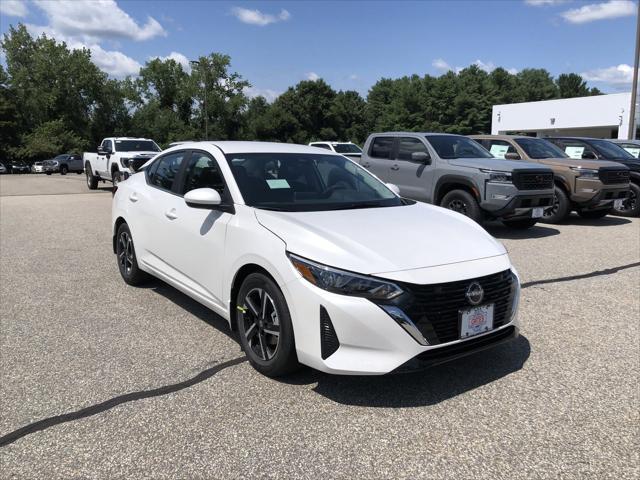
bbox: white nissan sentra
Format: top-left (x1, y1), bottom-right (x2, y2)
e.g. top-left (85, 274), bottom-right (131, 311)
top-left (112, 142), bottom-right (521, 376)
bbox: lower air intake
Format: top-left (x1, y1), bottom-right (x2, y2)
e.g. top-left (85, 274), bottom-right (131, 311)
top-left (320, 306), bottom-right (340, 360)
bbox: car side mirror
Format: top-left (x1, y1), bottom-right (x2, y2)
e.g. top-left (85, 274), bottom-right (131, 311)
top-left (184, 188), bottom-right (222, 209)
top-left (504, 152), bottom-right (521, 160)
top-left (411, 151), bottom-right (431, 164)
top-left (582, 151), bottom-right (597, 160)
top-left (386, 183), bottom-right (401, 196)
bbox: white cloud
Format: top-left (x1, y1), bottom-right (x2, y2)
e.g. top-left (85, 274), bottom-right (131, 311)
top-left (33, 0), bottom-right (166, 42)
top-left (432, 58), bottom-right (452, 72)
top-left (231, 7), bottom-right (291, 26)
top-left (560, 0), bottom-right (636, 24)
top-left (26, 23), bottom-right (142, 78)
top-left (306, 72), bottom-right (320, 81)
top-left (0, 0), bottom-right (28, 17)
top-left (525, 0), bottom-right (571, 6)
top-left (433, 58), bottom-right (518, 75)
top-left (348, 74), bottom-right (359, 80)
top-left (152, 52), bottom-right (192, 73)
top-left (244, 86), bottom-right (281, 103)
top-left (581, 64), bottom-right (634, 85)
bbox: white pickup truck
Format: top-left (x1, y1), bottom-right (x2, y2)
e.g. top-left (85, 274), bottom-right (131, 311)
top-left (83, 137), bottom-right (161, 189)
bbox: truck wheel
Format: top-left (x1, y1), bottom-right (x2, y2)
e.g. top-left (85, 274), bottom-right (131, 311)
top-left (85, 164), bottom-right (98, 190)
top-left (46, 172), bottom-right (52, 175)
top-left (116, 223), bottom-right (150, 286)
top-left (578, 209), bottom-right (610, 219)
top-left (542, 186), bottom-right (570, 224)
top-left (112, 171), bottom-right (122, 186)
top-left (612, 183), bottom-right (639, 217)
top-left (440, 190), bottom-right (482, 223)
top-left (501, 218), bottom-right (538, 229)
top-left (60, 165), bottom-right (68, 175)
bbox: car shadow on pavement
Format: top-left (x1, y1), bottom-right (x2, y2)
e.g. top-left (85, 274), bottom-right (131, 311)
top-left (485, 223), bottom-right (560, 239)
top-left (280, 335), bottom-right (530, 408)
top-left (562, 215), bottom-right (631, 227)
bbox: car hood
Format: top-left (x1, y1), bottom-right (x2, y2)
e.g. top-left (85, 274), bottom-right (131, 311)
top-left (446, 157), bottom-right (546, 171)
top-left (120, 151), bottom-right (158, 158)
top-left (255, 202), bottom-right (506, 275)
top-left (533, 157), bottom-right (628, 169)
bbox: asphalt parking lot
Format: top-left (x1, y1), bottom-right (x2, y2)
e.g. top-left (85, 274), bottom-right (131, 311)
top-left (1, 174), bottom-right (638, 479)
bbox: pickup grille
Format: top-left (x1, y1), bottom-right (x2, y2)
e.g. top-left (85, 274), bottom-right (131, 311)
top-left (598, 168), bottom-right (629, 185)
top-left (397, 270), bottom-right (516, 345)
top-left (513, 171), bottom-right (554, 190)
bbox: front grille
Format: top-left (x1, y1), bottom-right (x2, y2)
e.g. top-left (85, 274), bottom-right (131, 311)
top-left (598, 168), bottom-right (629, 185)
top-left (399, 270), bottom-right (516, 345)
top-left (513, 171), bottom-right (554, 190)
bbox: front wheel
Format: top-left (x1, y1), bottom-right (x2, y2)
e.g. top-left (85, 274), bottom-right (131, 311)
top-left (60, 165), bottom-right (68, 175)
top-left (542, 186), bottom-right (571, 224)
top-left (578, 209), bottom-right (610, 219)
top-left (46, 172), bottom-right (52, 175)
top-left (612, 183), bottom-right (639, 217)
top-left (86, 164), bottom-right (98, 190)
top-left (112, 171), bottom-right (122, 186)
top-left (116, 223), bottom-right (150, 286)
top-left (440, 189), bottom-right (482, 223)
top-left (236, 273), bottom-right (299, 377)
top-left (502, 218), bottom-right (538, 229)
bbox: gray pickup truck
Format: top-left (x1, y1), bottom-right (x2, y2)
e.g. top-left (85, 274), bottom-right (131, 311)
top-left (358, 132), bottom-right (555, 229)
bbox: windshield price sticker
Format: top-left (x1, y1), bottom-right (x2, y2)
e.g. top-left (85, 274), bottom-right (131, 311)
top-left (489, 145), bottom-right (510, 158)
top-left (564, 146), bottom-right (585, 159)
top-left (266, 179), bottom-right (291, 189)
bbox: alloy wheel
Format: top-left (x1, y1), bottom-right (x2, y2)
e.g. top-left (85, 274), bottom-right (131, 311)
top-left (620, 190), bottom-right (637, 213)
top-left (448, 199), bottom-right (468, 215)
top-left (240, 288), bottom-right (281, 361)
top-left (544, 195), bottom-right (560, 217)
top-left (118, 231), bottom-right (134, 276)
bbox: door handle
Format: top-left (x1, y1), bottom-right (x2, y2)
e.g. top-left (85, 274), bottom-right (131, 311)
top-left (129, 193), bottom-right (138, 202)
top-left (390, 164), bottom-right (399, 171)
top-left (165, 209), bottom-right (178, 220)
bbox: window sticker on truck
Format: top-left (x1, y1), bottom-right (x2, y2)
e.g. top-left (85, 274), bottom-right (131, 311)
top-left (490, 145), bottom-right (509, 159)
top-left (623, 147), bottom-right (640, 158)
top-left (564, 146), bottom-right (585, 159)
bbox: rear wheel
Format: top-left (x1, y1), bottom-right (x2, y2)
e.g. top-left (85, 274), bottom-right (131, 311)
top-left (440, 189), bottom-right (482, 223)
top-left (85, 163), bottom-right (98, 189)
top-left (60, 165), bottom-right (68, 175)
top-left (542, 186), bottom-right (571, 224)
top-left (578, 209), bottom-right (610, 219)
top-left (112, 171), bottom-right (122, 186)
top-left (502, 218), bottom-right (538, 229)
top-left (116, 223), bottom-right (149, 286)
top-left (612, 183), bottom-right (639, 217)
top-left (236, 273), bottom-right (299, 377)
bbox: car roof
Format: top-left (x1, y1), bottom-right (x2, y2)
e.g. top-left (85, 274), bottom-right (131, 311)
top-left (469, 134), bottom-right (536, 141)
top-left (370, 132), bottom-right (462, 137)
top-left (310, 141), bottom-right (355, 144)
top-left (168, 141), bottom-right (341, 155)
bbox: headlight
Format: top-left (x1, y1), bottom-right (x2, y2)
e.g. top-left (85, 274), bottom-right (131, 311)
top-left (481, 169), bottom-right (513, 183)
top-left (288, 253), bottom-right (403, 300)
top-left (570, 167), bottom-right (599, 178)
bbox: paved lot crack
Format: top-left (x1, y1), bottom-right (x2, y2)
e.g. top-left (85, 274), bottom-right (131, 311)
top-left (0, 356), bottom-right (247, 448)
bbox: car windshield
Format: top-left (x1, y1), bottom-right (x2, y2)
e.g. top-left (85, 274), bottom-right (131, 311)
top-left (426, 135), bottom-right (493, 159)
top-left (333, 143), bottom-right (362, 154)
top-left (115, 140), bottom-right (161, 152)
top-left (515, 138), bottom-right (568, 159)
top-left (225, 153), bottom-right (403, 212)
top-left (54, 155), bottom-right (68, 160)
top-left (590, 139), bottom-right (634, 159)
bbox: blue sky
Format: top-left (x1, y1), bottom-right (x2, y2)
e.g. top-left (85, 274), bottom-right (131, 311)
top-left (0, 0), bottom-right (637, 100)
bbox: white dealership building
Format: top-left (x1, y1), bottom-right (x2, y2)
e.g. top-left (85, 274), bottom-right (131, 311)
top-left (491, 92), bottom-right (634, 140)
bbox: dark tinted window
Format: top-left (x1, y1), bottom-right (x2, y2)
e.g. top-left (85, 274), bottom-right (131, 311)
top-left (589, 139), bottom-right (634, 159)
top-left (397, 137), bottom-right (428, 160)
top-left (115, 140), bottom-right (160, 152)
top-left (485, 140), bottom-right (517, 159)
top-left (311, 143), bottom-right (332, 150)
top-left (148, 151), bottom-right (186, 191)
top-left (333, 143), bottom-right (362, 154)
top-left (370, 137), bottom-right (394, 159)
top-left (514, 138), bottom-right (567, 159)
top-left (181, 152), bottom-right (226, 195)
top-left (548, 139), bottom-right (597, 160)
top-left (426, 135), bottom-right (493, 159)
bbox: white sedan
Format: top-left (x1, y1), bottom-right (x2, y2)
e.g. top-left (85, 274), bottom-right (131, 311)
top-left (112, 142), bottom-right (521, 376)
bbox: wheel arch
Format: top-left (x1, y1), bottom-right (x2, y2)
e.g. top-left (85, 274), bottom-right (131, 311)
top-left (112, 216), bottom-right (127, 253)
top-left (629, 171), bottom-right (640, 184)
top-left (229, 263), bottom-right (279, 332)
top-left (434, 175), bottom-right (481, 204)
top-left (554, 176), bottom-right (571, 194)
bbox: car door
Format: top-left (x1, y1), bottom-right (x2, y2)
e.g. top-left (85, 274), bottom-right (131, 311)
top-left (135, 150), bottom-right (189, 280)
top-left (98, 139), bottom-right (112, 176)
top-left (160, 150), bottom-right (233, 310)
top-left (392, 136), bottom-right (434, 202)
top-left (69, 154), bottom-right (82, 171)
top-left (362, 136), bottom-right (396, 182)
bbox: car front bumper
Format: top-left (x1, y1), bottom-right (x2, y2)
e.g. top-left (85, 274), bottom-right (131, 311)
top-left (281, 257), bottom-right (521, 375)
top-left (482, 184), bottom-right (555, 219)
top-left (572, 182), bottom-right (629, 210)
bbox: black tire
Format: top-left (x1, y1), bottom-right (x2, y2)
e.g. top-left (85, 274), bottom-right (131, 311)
top-left (542, 185), bottom-right (571, 224)
top-left (60, 165), bottom-right (68, 175)
top-left (612, 183), bottom-right (640, 217)
top-left (112, 171), bottom-right (122, 186)
top-left (46, 172), bottom-right (52, 175)
top-left (440, 189), bottom-right (482, 223)
top-left (85, 163), bottom-right (98, 190)
top-left (578, 209), bottom-right (610, 219)
top-left (115, 223), bottom-right (150, 286)
top-left (236, 273), bottom-right (300, 377)
top-left (76, 170), bottom-right (82, 174)
top-left (501, 218), bottom-right (538, 229)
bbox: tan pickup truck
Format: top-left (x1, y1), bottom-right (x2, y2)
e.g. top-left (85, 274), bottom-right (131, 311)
top-left (470, 135), bottom-right (630, 223)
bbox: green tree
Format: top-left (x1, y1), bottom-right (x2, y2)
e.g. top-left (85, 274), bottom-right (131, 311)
top-left (556, 73), bottom-right (600, 98)
top-left (17, 120), bottom-right (88, 159)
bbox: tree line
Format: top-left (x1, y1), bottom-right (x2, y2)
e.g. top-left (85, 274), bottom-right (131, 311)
top-left (0, 24), bottom-right (602, 162)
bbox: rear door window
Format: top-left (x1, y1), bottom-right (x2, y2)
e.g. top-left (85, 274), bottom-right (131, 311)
top-left (369, 137), bottom-right (394, 159)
